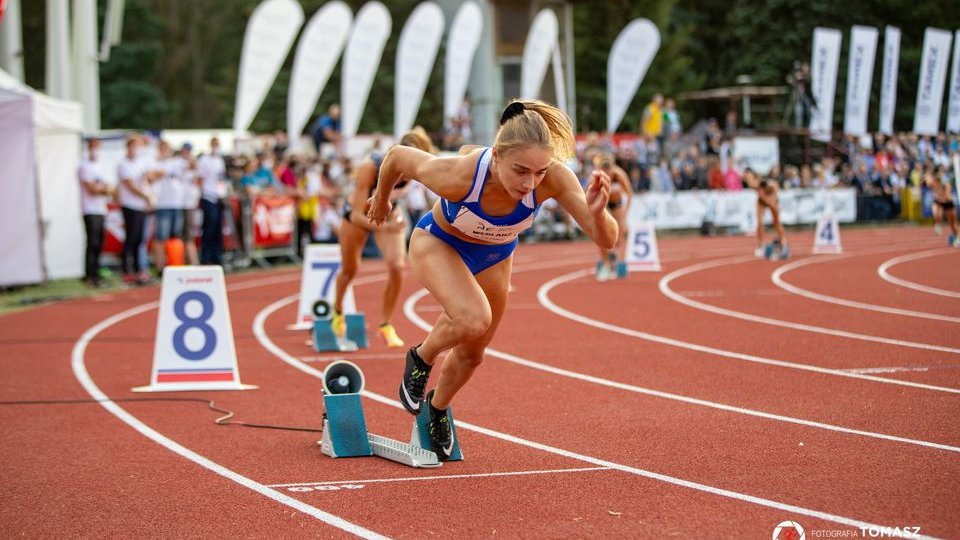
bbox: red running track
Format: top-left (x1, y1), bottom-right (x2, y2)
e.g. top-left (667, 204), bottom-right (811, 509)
top-left (0, 225), bottom-right (957, 539)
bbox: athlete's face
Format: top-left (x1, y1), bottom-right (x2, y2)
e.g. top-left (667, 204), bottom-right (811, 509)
top-left (494, 146), bottom-right (552, 199)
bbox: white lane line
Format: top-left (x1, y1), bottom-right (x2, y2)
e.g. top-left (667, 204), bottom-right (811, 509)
top-left (878, 249), bottom-right (960, 299)
top-left (268, 467), bottom-right (612, 488)
top-left (71, 277), bottom-right (388, 540)
top-left (540, 267), bottom-right (960, 394)
top-left (843, 364), bottom-right (960, 374)
top-left (659, 256), bottom-right (960, 355)
top-left (773, 255), bottom-right (960, 323)
top-left (253, 295), bottom-right (929, 536)
top-left (404, 288), bottom-right (960, 451)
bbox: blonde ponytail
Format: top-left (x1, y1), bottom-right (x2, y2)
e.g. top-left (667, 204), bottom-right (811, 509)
top-left (494, 99), bottom-right (575, 161)
top-left (399, 126), bottom-right (436, 154)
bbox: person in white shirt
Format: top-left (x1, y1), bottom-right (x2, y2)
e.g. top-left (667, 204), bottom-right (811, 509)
top-left (151, 140), bottom-right (186, 270)
top-left (178, 143), bottom-right (200, 265)
top-left (117, 136), bottom-right (161, 284)
top-left (78, 138), bottom-right (114, 287)
top-left (197, 137), bottom-right (227, 265)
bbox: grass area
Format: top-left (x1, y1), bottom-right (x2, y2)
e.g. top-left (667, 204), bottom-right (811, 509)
top-left (0, 275), bottom-right (126, 317)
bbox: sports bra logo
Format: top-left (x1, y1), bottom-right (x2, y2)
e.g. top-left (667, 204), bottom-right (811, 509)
top-left (451, 207), bottom-right (533, 244)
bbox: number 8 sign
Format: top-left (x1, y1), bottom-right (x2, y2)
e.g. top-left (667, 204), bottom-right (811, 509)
top-left (134, 266), bottom-right (255, 392)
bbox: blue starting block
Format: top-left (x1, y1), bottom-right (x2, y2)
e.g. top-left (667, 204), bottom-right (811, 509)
top-left (345, 313), bottom-right (368, 349)
top-left (318, 361), bottom-right (441, 468)
top-left (615, 261), bottom-right (628, 279)
top-left (411, 400), bottom-right (463, 461)
top-left (764, 241), bottom-right (790, 261)
top-left (320, 393), bottom-right (372, 458)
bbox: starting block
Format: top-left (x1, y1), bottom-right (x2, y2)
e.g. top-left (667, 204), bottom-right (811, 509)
top-left (764, 241), bottom-right (791, 261)
top-left (312, 309), bottom-right (368, 352)
top-left (615, 261), bottom-right (629, 279)
top-left (411, 399), bottom-right (463, 461)
top-left (318, 360), bottom-right (445, 468)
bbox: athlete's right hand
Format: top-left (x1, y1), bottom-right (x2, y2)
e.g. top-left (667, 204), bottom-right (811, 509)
top-left (365, 196), bottom-right (392, 226)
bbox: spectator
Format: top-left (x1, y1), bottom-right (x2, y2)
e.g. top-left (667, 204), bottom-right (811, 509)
top-left (152, 140), bottom-right (187, 271)
top-left (640, 93), bottom-right (664, 143)
top-left (198, 136), bottom-right (227, 265)
top-left (117, 136), bottom-right (159, 285)
top-left (663, 98), bottom-right (682, 137)
top-left (78, 137), bottom-right (112, 287)
top-left (178, 144), bottom-right (200, 265)
top-left (310, 104), bottom-right (342, 158)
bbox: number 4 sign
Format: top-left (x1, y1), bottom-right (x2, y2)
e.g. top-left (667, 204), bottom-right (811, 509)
top-left (626, 221), bottom-right (662, 271)
top-left (133, 266), bottom-right (256, 392)
top-left (813, 214), bottom-right (842, 254)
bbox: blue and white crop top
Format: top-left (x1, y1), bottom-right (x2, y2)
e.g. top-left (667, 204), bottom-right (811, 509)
top-left (440, 148), bottom-right (539, 244)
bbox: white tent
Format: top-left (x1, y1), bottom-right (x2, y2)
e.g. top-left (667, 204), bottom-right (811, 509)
top-left (0, 66), bottom-right (83, 286)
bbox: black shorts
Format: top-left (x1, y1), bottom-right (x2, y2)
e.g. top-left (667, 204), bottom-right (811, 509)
top-left (938, 200), bottom-right (955, 211)
top-left (607, 200), bottom-right (622, 211)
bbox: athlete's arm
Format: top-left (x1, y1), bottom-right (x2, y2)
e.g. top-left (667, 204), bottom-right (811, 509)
top-left (350, 160), bottom-right (377, 226)
top-left (543, 163), bottom-right (618, 249)
top-left (367, 146), bottom-right (472, 225)
top-left (614, 166), bottom-right (633, 208)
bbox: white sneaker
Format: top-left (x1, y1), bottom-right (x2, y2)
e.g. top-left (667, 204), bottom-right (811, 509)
top-left (754, 247), bottom-right (765, 258)
top-left (935, 224), bottom-right (942, 236)
top-left (596, 265), bottom-right (611, 282)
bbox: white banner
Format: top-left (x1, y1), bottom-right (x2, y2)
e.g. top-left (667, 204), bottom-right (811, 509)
top-left (551, 45), bottom-right (566, 113)
top-left (341, 1), bottom-right (391, 139)
top-left (914, 27), bottom-right (953, 135)
top-left (287, 1), bottom-right (352, 148)
top-left (444, 1), bottom-right (482, 122)
top-left (732, 136), bottom-right (780, 175)
top-left (627, 189), bottom-right (858, 230)
top-left (843, 26), bottom-right (878, 137)
top-left (810, 27), bottom-right (842, 142)
top-left (946, 31), bottom-right (960, 133)
top-left (395, 1), bottom-right (444, 138)
top-left (233, 0), bottom-right (303, 133)
top-left (520, 8), bottom-right (558, 100)
top-left (606, 19), bottom-right (660, 133)
top-left (878, 26), bottom-right (900, 135)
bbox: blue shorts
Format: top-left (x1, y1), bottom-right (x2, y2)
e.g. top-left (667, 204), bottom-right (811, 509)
top-left (155, 208), bottom-right (184, 241)
top-left (416, 212), bottom-right (517, 275)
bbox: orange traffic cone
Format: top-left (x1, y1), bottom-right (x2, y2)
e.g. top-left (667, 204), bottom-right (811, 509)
top-left (165, 238), bottom-right (185, 266)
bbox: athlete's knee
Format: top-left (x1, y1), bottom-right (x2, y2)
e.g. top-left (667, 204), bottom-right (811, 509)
top-left (386, 259), bottom-right (405, 276)
top-left (452, 309), bottom-right (491, 341)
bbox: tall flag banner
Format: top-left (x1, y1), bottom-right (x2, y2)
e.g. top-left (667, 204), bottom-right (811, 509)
top-left (395, 2), bottom-right (444, 138)
top-left (606, 19), bottom-right (660, 133)
top-left (444, 1), bottom-right (482, 124)
top-left (45, 0), bottom-right (72, 100)
top-left (843, 26), bottom-right (878, 137)
top-left (341, 1), bottom-right (391, 139)
top-left (520, 9), bottom-right (558, 101)
top-left (233, 0), bottom-right (304, 133)
top-left (810, 27), bottom-right (842, 142)
top-left (287, 1), bottom-right (352, 148)
top-left (0, 0), bottom-right (24, 81)
top-left (946, 30), bottom-right (960, 133)
top-left (878, 26), bottom-right (901, 135)
top-left (913, 27), bottom-right (952, 135)
top-left (72, 0), bottom-right (100, 131)
top-left (550, 45), bottom-right (566, 113)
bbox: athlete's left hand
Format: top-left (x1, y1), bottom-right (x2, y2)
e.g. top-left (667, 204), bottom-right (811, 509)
top-left (365, 196), bottom-right (392, 226)
top-left (586, 170), bottom-right (611, 217)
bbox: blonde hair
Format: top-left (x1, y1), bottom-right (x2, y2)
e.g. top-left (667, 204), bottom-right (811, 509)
top-left (494, 99), bottom-right (575, 161)
top-left (399, 126), bottom-right (436, 154)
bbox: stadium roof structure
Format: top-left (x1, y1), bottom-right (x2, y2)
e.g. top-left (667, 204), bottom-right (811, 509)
top-left (677, 85), bottom-right (789, 102)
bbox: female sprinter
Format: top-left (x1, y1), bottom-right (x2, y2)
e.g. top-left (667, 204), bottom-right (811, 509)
top-left (330, 127), bottom-right (436, 348)
top-left (366, 100), bottom-right (618, 460)
top-left (927, 169), bottom-right (958, 246)
top-left (593, 152), bottom-right (633, 280)
top-left (746, 168), bottom-right (788, 259)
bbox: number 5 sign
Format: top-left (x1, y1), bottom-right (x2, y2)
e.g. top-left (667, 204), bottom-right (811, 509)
top-left (134, 266), bottom-right (256, 392)
top-left (626, 221), bottom-right (661, 271)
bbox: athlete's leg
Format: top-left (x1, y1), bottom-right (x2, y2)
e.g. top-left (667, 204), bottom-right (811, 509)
top-left (755, 203), bottom-right (766, 248)
top-left (373, 227), bottom-right (407, 324)
top-left (334, 220), bottom-right (368, 314)
top-left (409, 229), bottom-right (494, 364)
top-left (430, 255), bottom-right (512, 409)
top-left (771, 206), bottom-right (786, 243)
